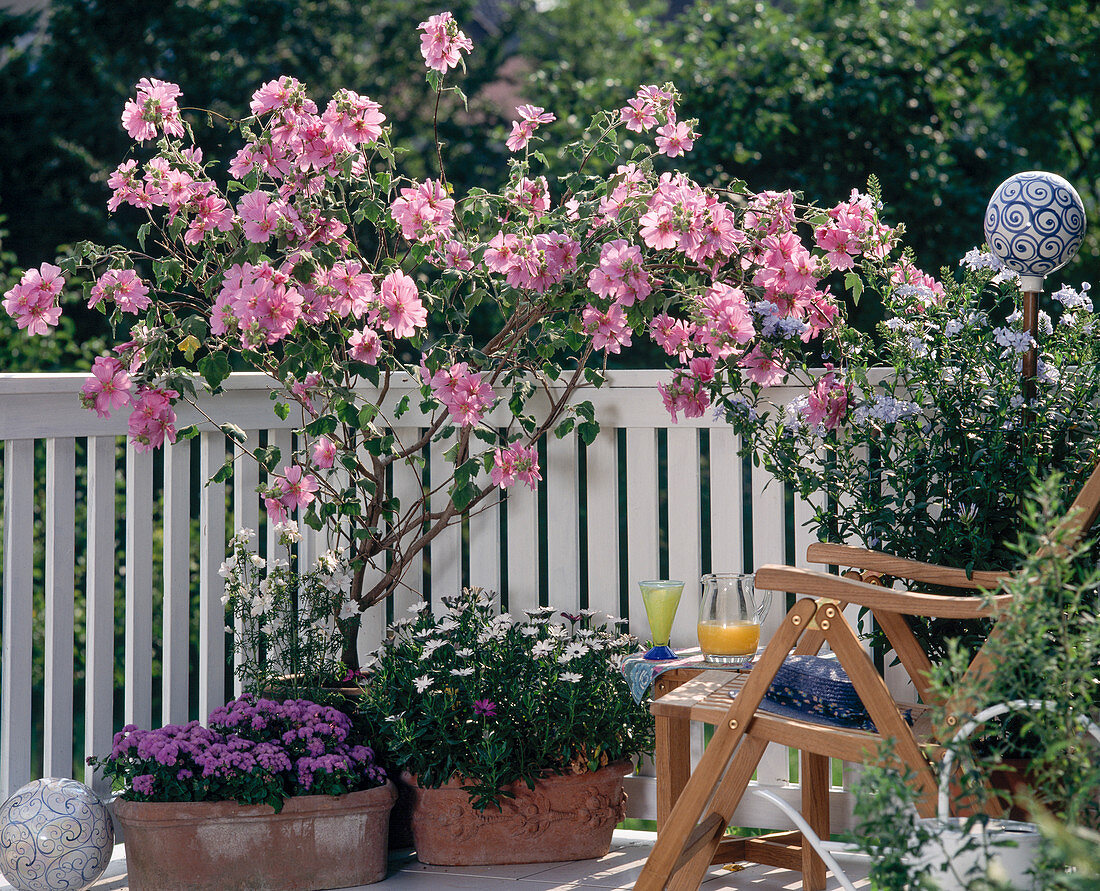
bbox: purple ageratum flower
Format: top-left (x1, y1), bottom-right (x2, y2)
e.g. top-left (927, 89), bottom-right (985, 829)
top-left (132, 774), bottom-right (155, 795)
top-left (473, 699), bottom-right (497, 717)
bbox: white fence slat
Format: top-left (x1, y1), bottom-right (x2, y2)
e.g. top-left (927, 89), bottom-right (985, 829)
top-left (44, 438), bottom-right (75, 778)
top-left (163, 439), bottom-right (191, 724)
top-left (504, 472), bottom-right (540, 616)
top-left (751, 461), bottom-right (791, 786)
top-left (354, 440), bottom-right (387, 663)
top-left (390, 428), bottom-right (424, 613)
top-left (625, 428), bottom-right (659, 642)
top-left (2, 440), bottom-right (35, 799)
top-left (584, 433), bottom-right (620, 620)
top-left (232, 433), bottom-right (260, 697)
top-left (546, 433), bottom-right (579, 615)
top-left (199, 432), bottom-right (227, 720)
top-left (666, 428), bottom-right (701, 654)
top-left (429, 436), bottom-right (462, 599)
top-left (468, 488), bottom-right (501, 598)
top-left (124, 445), bottom-right (153, 730)
top-left (708, 428), bottom-right (744, 573)
top-left (83, 437), bottom-right (116, 796)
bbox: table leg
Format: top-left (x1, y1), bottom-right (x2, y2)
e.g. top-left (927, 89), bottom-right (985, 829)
top-left (655, 712), bottom-right (691, 830)
top-left (801, 751), bottom-right (830, 891)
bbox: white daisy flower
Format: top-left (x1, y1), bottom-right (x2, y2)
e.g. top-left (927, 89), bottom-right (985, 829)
top-left (451, 666), bottom-right (475, 677)
top-left (408, 601), bottom-right (429, 613)
top-left (422, 639), bottom-right (447, 658)
top-left (414, 675), bottom-right (433, 693)
top-left (456, 647), bottom-right (474, 658)
top-left (532, 640), bottom-right (555, 658)
top-left (520, 625), bottom-right (540, 637)
top-left (559, 672), bottom-right (582, 684)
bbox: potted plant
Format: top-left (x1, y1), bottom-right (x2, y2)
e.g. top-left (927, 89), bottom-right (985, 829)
top-left (848, 476), bottom-right (1100, 890)
top-left (2, 11), bottom-right (913, 655)
top-left (356, 586), bottom-right (653, 865)
top-left (91, 695), bottom-right (395, 890)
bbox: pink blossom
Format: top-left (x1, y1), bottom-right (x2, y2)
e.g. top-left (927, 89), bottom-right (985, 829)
top-left (127, 386), bottom-right (178, 452)
top-left (491, 444), bottom-right (540, 490)
top-left (506, 105), bottom-right (554, 151)
top-left (325, 260), bottom-right (376, 318)
top-left (237, 191), bottom-right (280, 243)
top-left (441, 240), bottom-right (474, 271)
top-left (277, 466), bottom-right (318, 512)
top-left (587, 239), bottom-right (651, 306)
top-left (322, 90), bottom-right (386, 145)
top-left (655, 119), bottom-right (695, 158)
top-left (581, 303), bottom-right (633, 354)
top-left (312, 437), bottom-right (338, 469)
top-left (803, 371), bottom-right (849, 430)
top-left (391, 179), bottom-right (455, 244)
top-left (265, 496), bottom-right (288, 525)
top-left (2, 263), bottom-right (64, 335)
top-left (121, 78), bottom-right (184, 143)
top-left (650, 313), bottom-right (695, 361)
top-left (658, 376), bottom-right (710, 423)
top-left (696, 282), bottom-right (755, 358)
top-left (184, 195), bottom-right (234, 245)
top-left (79, 356), bottom-right (132, 418)
top-left (377, 271), bottom-right (427, 339)
top-left (739, 346), bottom-right (788, 387)
top-left (429, 362), bottom-right (493, 427)
top-left (508, 176), bottom-right (550, 215)
top-left (89, 268), bottom-right (151, 314)
top-left (348, 327), bottom-right (382, 364)
top-left (250, 76), bottom-right (310, 116)
top-left (418, 12), bottom-right (473, 72)
top-left (620, 97), bottom-right (657, 132)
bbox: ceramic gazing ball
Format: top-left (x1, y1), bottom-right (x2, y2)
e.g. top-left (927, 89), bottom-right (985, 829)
top-left (984, 171), bottom-right (1086, 291)
top-left (0, 779), bottom-right (113, 891)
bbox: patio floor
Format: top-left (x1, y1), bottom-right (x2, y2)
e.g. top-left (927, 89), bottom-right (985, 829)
top-left (0, 831), bottom-right (871, 890)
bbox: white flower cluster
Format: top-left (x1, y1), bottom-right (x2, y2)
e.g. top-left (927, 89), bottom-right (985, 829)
top-left (1052, 282), bottom-right (1093, 312)
top-left (993, 326), bottom-right (1036, 356)
top-left (893, 283), bottom-right (938, 304)
top-left (960, 247), bottom-right (1020, 285)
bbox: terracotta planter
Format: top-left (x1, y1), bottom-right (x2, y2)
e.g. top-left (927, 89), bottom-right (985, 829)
top-left (403, 761), bottom-right (630, 865)
top-left (113, 781), bottom-right (396, 891)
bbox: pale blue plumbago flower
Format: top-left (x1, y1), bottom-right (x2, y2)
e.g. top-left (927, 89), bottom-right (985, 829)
top-left (414, 675), bottom-right (433, 693)
top-left (775, 316), bottom-right (810, 339)
top-left (1052, 282), bottom-right (1093, 312)
top-left (1009, 394), bottom-right (1025, 410)
top-left (450, 666), bottom-right (475, 677)
top-left (531, 639), bottom-right (555, 658)
top-left (559, 671), bottom-right (583, 684)
top-left (884, 317), bottom-right (908, 331)
top-left (994, 326), bottom-right (1035, 355)
top-left (894, 283), bottom-right (938, 305)
top-left (783, 396), bottom-right (808, 430)
top-left (944, 319), bottom-right (964, 337)
top-left (907, 336), bottom-right (929, 357)
top-left (1038, 360), bottom-right (1060, 386)
top-left (1038, 311), bottom-right (1053, 336)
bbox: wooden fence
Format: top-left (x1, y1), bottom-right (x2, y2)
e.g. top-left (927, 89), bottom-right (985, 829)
top-left (0, 370), bottom-right (910, 829)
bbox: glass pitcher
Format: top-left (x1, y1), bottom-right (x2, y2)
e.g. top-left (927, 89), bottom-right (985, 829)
top-left (697, 573), bottom-right (772, 662)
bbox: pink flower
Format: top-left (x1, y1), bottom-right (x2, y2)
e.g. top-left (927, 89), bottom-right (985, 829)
top-left (586, 239), bottom-right (651, 306)
top-left (581, 303), bottom-right (633, 354)
top-left (429, 362), bottom-right (493, 427)
top-left (418, 12), bottom-right (474, 72)
top-left (250, 76), bottom-right (310, 116)
top-left (650, 313), bottom-right (695, 361)
top-left (322, 89), bottom-right (386, 145)
top-left (620, 97), bottom-right (657, 132)
top-left (127, 386), bottom-right (178, 452)
top-left (739, 346), bottom-right (788, 387)
top-left (277, 465), bottom-right (319, 512)
top-left (508, 176), bottom-right (550, 216)
top-left (391, 179), bottom-right (455, 244)
top-left (505, 105), bottom-right (554, 151)
top-left (441, 240), bottom-right (474, 271)
top-left (348, 327), bottom-right (382, 364)
top-left (264, 496), bottom-right (288, 525)
top-left (803, 371), bottom-right (849, 430)
top-left (491, 444), bottom-right (540, 490)
top-left (377, 271), bottom-right (427, 338)
top-left (2, 263), bottom-right (64, 336)
top-left (237, 191), bottom-right (280, 244)
top-left (79, 356), bottom-right (132, 418)
top-left (655, 119), bottom-right (695, 158)
top-left (89, 268), bottom-right (150, 314)
top-left (658, 376), bottom-right (710, 424)
top-left (312, 437), bottom-right (338, 469)
top-left (121, 78), bottom-right (184, 143)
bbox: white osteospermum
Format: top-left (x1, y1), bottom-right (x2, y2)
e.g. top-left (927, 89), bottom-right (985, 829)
top-left (408, 601), bottom-right (430, 613)
top-left (559, 672), bottom-right (583, 684)
top-left (531, 639), bottom-right (555, 658)
top-left (521, 625), bottom-right (540, 637)
top-left (414, 675), bottom-right (433, 693)
top-left (579, 608), bottom-right (597, 618)
top-left (437, 617), bottom-right (458, 634)
top-left (421, 639), bottom-right (446, 658)
top-left (456, 647), bottom-right (474, 658)
top-left (451, 666), bottom-right (475, 677)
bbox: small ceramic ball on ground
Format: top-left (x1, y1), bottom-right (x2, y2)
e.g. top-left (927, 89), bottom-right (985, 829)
top-left (0, 778), bottom-right (114, 891)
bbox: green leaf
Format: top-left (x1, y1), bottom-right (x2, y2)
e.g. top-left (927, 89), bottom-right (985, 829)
top-left (358, 404), bottom-right (379, 429)
top-left (219, 423), bottom-right (247, 444)
top-left (273, 402), bottom-right (290, 421)
top-left (394, 395), bottom-right (410, 419)
top-left (210, 461), bottom-right (235, 484)
top-left (554, 418), bottom-right (575, 439)
top-left (137, 222), bottom-right (151, 251)
top-left (197, 353), bottom-right (231, 391)
top-left (304, 415), bottom-right (338, 437)
top-left (845, 272), bottom-right (864, 305)
top-left (578, 420), bottom-right (600, 446)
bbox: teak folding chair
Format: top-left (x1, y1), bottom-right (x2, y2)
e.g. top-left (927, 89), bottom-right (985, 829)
top-left (636, 457), bottom-right (1100, 891)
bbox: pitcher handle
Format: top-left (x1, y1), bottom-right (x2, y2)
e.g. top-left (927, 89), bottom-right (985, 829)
top-left (754, 585), bottom-right (772, 625)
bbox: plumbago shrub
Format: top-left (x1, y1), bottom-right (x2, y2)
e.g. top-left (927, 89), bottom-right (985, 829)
top-left (90, 695), bottom-right (387, 812)
top-left (678, 241), bottom-right (1100, 654)
top-left (357, 587), bottom-right (652, 811)
top-left (1, 11), bottom-right (905, 625)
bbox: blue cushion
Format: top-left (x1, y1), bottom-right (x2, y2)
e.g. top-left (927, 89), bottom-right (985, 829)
top-left (746, 655), bottom-right (879, 730)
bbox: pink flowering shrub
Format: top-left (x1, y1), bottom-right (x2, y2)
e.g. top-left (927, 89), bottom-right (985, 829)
top-left (2, 10), bottom-right (911, 619)
top-left (91, 695), bottom-right (386, 810)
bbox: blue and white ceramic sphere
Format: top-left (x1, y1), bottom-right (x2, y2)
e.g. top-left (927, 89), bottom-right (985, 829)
top-left (0, 779), bottom-right (113, 891)
top-left (984, 171), bottom-right (1086, 288)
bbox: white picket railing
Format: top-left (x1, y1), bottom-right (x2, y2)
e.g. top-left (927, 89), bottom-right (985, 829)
top-left (0, 369), bottom-right (904, 830)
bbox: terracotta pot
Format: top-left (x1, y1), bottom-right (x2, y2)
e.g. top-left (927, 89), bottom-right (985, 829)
top-left (113, 781), bottom-right (396, 891)
top-left (403, 761), bottom-right (630, 865)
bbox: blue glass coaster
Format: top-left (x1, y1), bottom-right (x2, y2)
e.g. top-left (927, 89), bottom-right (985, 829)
top-left (643, 644), bottom-right (677, 661)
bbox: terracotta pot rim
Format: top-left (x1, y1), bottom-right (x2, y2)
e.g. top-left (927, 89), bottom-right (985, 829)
top-left (113, 780), bottom-right (396, 825)
top-left (401, 759), bottom-right (632, 790)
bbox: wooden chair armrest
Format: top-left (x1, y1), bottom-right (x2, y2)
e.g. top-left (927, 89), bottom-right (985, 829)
top-left (755, 565), bottom-right (1011, 619)
top-left (805, 542), bottom-right (1010, 591)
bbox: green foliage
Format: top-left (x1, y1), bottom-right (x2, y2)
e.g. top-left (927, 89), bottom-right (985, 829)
top-left (357, 587), bottom-right (653, 811)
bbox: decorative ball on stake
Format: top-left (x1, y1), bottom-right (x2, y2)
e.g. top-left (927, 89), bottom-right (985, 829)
top-left (984, 171), bottom-right (1087, 406)
top-left (984, 170), bottom-right (1086, 292)
top-left (0, 778), bottom-right (114, 891)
